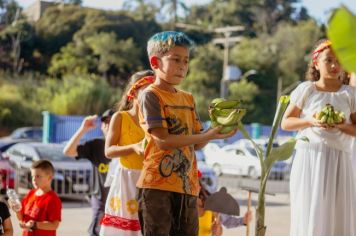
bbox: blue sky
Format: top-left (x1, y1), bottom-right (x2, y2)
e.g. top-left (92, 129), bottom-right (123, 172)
top-left (18, 0), bottom-right (356, 23)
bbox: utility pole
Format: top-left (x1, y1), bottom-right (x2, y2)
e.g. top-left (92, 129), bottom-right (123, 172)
top-left (212, 26), bottom-right (244, 99)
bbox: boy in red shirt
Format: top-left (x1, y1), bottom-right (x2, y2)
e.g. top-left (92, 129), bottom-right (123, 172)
top-left (9, 160), bottom-right (62, 236)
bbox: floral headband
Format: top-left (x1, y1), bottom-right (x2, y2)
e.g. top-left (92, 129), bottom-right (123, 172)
top-left (312, 40), bottom-right (332, 65)
top-left (126, 76), bottom-right (155, 101)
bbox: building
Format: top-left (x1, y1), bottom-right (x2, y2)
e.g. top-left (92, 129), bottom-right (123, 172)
top-left (23, 0), bottom-right (58, 22)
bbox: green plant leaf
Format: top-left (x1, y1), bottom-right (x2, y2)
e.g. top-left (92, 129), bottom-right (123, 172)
top-left (327, 6), bottom-right (356, 73)
top-left (237, 122), bottom-right (265, 169)
top-left (266, 136), bottom-right (309, 169)
top-left (265, 95), bottom-right (290, 158)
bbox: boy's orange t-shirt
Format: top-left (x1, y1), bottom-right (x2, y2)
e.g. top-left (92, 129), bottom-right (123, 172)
top-left (21, 189), bottom-right (62, 236)
top-left (137, 85), bottom-right (203, 196)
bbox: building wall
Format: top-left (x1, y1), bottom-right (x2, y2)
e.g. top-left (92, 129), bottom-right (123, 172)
top-left (23, 0), bottom-right (57, 22)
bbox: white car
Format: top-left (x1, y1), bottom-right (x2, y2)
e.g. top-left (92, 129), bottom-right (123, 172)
top-left (203, 143), bottom-right (261, 178)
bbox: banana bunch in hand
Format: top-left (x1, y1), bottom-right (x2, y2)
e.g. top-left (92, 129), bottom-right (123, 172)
top-left (209, 98), bottom-right (246, 134)
top-left (315, 104), bottom-right (345, 125)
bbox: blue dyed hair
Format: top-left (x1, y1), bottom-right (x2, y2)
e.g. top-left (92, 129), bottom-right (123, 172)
top-left (147, 31), bottom-right (194, 57)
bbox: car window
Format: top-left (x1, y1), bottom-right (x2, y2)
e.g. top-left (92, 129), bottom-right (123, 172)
top-left (36, 146), bottom-right (73, 162)
top-left (27, 130), bottom-right (43, 139)
top-left (11, 129), bottom-right (26, 139)
top-left (246, 147), bottom-right (258, 157)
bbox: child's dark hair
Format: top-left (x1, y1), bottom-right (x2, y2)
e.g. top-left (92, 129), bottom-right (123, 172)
top-left (305, 39), bottom-right (347, 82)
top-left (116, 70), bottom-right (154, 111)
top-left (32, 160), bottom-right (55, 176)
top-left (147, 31), bottom-right (194, 57)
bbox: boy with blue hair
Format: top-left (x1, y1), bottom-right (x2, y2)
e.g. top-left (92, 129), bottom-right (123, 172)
top-left (137, 31), bottom-right (236, 235)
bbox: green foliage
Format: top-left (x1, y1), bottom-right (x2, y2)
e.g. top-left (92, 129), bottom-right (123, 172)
top-left (0, 74), bottom-right (120, 130)
top-left (35, 5), bottom-right (88, 56)
top-left (230, 20), bottom-right (321, 124)
top-left (179, 44), bottom-right (223, 120)
top-left (49, 33), bottom-right (141, 84)
top-left (237, 95), bottom-right (300, 236)
top-left (228, 78), bottom-right (259, 121)
top-left (49, 75), bottom-right (119, 115)
top-left (327, 6), bottom-right (356, 73)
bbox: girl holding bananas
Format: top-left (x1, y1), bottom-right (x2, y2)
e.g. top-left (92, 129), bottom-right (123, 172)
top-left (281, 39), bottom-right (356, 236)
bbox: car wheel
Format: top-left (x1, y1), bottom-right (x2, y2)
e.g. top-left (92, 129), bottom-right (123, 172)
top-left (248, 166), bottom-right (259, 179)
top-left (212, 164), bottom-right (222, 176)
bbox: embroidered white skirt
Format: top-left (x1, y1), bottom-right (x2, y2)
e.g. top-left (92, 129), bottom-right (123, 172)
top-left (100, 164), bottom-right (142, 236)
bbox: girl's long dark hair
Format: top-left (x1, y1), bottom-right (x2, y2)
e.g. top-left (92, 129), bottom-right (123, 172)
top-left (116, 70), bottom-right (154, 111)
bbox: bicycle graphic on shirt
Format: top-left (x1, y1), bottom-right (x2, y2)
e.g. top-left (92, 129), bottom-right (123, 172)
top-left (159, 149), bottom-right (191, 194)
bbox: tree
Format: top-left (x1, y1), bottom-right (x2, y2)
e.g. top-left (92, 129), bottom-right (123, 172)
top-left (122, 0), bottom-right (158, 21)
top-left (66, 0), bottom-right (82, 5)
top-left (49, 33), bottom-right (142, 85)
top-left (179, 44), bottom-right (223, 120)
top-left (230, 20), bottom-right (321, 123)
top-left (159, 0), bottom-right (189, 29)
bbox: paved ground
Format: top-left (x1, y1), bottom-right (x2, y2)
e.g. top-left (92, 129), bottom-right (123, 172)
top-left (10, 176), bottom-right (291, 236)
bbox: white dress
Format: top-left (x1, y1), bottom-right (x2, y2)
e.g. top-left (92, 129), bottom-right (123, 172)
top-left (99, 111), bottom-right (143, 236)
top-left (290, 81), bottom-right (356, 236)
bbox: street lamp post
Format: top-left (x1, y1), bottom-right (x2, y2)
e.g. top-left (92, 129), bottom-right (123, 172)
top-left (221, 69), bottom-right (258, 99)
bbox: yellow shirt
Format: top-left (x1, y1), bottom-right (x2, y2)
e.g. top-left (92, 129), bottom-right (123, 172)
top-left (199, 210), bottom-right (213, 236)
top-left (118, 111), bottom-right (144, 169)
top-left (137, 85), bottom-right (203, 196)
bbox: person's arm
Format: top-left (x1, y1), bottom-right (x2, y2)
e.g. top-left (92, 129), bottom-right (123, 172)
top-left (23, 220), bottom-right (60, 231)
top-left (211, 212), bottom-right (223, 236)
top-left (281, 104), bottom-right (326, 131)
top-left (105, 112), bottom-right (142, 158)
top-left (150, 126), bottom-right (236, 150)
top-left (7, 200), bottom-right (23, 221)
top-left (2, 217), bottom-right (13, 236)
top-left (63, 115), bottom-right (98, 157)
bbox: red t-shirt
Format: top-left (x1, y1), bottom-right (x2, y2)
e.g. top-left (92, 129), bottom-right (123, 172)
top-left (21, 189), bottom-right (62, 236)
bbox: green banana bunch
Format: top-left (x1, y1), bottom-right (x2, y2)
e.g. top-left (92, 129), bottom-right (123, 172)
top-left (315, 104), bottom-right (345, 125)
top-left (209, 98), bottom-right (246, 134)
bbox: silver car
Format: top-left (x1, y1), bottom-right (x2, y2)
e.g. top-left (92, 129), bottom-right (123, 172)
top-left (5, 142), bottom-right (92, 197)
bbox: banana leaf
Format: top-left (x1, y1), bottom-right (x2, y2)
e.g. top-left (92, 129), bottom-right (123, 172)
top-left (265, 96), bottom-right (290, 158)
top-left (327, 6), bottom-right (356, 73)
top-left (265, 137), bottom-right (309, 169)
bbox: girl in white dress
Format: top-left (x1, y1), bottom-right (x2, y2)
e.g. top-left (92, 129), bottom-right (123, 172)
top-left (281, 39), bottom-right (356, 236)
top-left (99, 70), bottom-right (154, 236)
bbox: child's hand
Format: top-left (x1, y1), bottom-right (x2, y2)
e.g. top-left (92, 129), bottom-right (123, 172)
top-left (19, 220), bottom-right (34, 231)
top-left (206, 126), bottom-right (237, 140)
top-left (243, 210), bottom-right (253, 225)
top-left (308, 117), bottom-right (331, 129)
top-left (132, 142), bottom-right (144, 156)
top-left (81, 115), bottom-right (98, 131)
top-left (211, 213), bottom-right (223, 236)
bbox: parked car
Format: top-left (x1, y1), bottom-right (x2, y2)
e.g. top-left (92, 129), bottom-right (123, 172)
top-left (0, 127), bottom-right (43, 152)
top-left (196, 150), bottom-right (218, 193)
top-left (5, 142), bottom-right (92, 197)
top-left (0, 153), bottom-right (15, 195)
top-left (225, 139), bottom-right (293, 180)
top-left (203, 143), bottom-right (262, 178)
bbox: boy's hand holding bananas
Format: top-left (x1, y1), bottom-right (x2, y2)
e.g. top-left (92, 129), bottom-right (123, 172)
top-left (314, 104), bottom-right (345, 126)
top-left (209, 98), bottom-right (246, 134)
